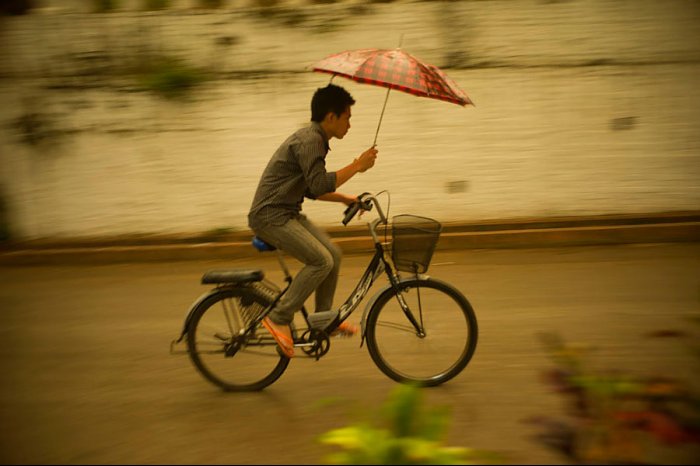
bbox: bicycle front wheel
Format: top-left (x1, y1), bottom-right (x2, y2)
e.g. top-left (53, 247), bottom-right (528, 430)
top-left (365, 277), bottom-right (478, 387)
top-left (187, 286), bottom-right (290, 391)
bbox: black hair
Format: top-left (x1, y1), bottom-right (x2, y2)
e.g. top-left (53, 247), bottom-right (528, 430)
top-left (310, 84), bottom-right (356, 122)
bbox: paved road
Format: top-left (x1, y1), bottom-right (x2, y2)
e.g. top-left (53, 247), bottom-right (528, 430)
top-left (1, 243), bottom-right (699, 464)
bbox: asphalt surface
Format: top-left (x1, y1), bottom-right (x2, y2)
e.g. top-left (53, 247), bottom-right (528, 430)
top-left (1, 243), bottom-right (699, 464)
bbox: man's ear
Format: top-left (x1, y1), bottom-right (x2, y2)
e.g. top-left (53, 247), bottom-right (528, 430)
top-left (323, 111), bottom-right (337, 124)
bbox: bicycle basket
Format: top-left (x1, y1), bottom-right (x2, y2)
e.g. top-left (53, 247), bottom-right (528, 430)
top-left (391, 214), bottom-right (442, 273)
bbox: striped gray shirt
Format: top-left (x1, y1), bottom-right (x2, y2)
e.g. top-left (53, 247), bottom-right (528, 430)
top-left (248, 122), bottom-right (337, 229)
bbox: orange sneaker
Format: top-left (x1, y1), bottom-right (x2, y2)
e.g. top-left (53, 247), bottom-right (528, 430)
top-left (262, 317), bottom-right (295, 358)
top-left (331, 321), bottom-right (359, 338)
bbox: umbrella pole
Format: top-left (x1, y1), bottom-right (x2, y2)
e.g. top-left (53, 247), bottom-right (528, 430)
top-left (373, 87), bottom-right (391, 146)
top-left (373, 34), bottom-right (403, 146)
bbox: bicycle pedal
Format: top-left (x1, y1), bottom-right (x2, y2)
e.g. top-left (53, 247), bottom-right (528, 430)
top-left (294, 342), bottom-right (316, 348)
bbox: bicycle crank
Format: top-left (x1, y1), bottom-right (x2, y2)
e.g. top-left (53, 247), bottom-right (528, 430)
top-left (299, 329), bottom-right (331, 360)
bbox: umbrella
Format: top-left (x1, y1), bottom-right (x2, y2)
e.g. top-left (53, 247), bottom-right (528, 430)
top-left (312, 47), bottom-right (473, 145)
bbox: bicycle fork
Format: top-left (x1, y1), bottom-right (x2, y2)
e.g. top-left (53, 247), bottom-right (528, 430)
top-left (387, 269), bottom-right (426, 338)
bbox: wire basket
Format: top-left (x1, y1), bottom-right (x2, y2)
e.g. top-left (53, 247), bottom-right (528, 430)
top-left (391, 214), bottom-right (442, 273)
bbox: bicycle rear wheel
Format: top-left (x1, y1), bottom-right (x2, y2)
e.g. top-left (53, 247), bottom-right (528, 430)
top-left (187, 286), bottom-right (290, 391)
top-left (365, 277), bottom-right (478, 387)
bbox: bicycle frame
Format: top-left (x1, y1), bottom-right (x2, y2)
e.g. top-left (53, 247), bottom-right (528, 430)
top-left (174, 192), bottom-right (478, 389)
top-left (172, 194), bottom-right (423, 352)
top-left (264, 194), bottom-right (425, 339)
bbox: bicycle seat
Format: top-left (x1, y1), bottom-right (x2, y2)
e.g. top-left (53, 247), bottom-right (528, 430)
top-left (252, 236), bottom-right (277, 252)
top-left (201, 269), bottom-right (264, 285)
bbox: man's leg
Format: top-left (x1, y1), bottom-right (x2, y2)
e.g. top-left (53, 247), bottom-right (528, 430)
top-left (297, 216), bottom-right (356, 337)
top-left (256, 217), bottom-right (334, 325)
top-left (297, 215), bottom-right (341, 313)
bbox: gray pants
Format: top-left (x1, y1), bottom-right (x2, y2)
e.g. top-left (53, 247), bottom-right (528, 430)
top-left (254, 214), bottom-right (342, 325)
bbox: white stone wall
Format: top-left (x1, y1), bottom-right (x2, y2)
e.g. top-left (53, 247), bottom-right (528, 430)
top-left (1, 0), bottom-right (699, 239)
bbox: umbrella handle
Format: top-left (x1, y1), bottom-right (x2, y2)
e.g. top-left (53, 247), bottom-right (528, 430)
top-left (373, 87), bottom-right (391, 146)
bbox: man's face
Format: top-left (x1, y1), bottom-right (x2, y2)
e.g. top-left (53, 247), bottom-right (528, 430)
top-left (328, 107), bottom-right (352, 139)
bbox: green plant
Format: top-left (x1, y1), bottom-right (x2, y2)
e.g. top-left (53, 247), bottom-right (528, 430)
top-left (93, 0), bottom-right (118, 12)
top-left (197, 0), bottom-right (224, 7)
top-left (137, 57), bottom-right (206, 99)
top-left (196, 227), bottom-right (236, 242)
top-left (0, 188), bottom-right (10, 242)
top-left (0, 0), bottom-right (33, 15)
top-left (319, 384), bottom-right (497, 465)
top-left (528, 330), bottom-right (700, 464)
top-left (143, 0), bottom-right (169, 10)
top-left (12, 111), bottom-right (59, 146)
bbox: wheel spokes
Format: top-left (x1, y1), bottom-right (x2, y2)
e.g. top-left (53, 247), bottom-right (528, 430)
top-left (375, 320), bottom-right (421, 334)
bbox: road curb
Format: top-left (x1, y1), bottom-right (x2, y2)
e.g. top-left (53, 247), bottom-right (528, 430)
top-left (1, 218), bottom-right (698, 266)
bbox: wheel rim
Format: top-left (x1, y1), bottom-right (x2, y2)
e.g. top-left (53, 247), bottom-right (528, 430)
top-left (188, 289), bottom-right (288, 391)
top-left (368, 282), bottom-right (476, 385)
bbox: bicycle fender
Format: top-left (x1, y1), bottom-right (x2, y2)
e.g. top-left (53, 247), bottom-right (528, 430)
top-left (172, 288), bottom-right (224, 344)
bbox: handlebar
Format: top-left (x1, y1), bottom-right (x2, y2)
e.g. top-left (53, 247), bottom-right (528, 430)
top-left (341, 192), bottom-right (389, 246)
top-left (342, 192), bottom-right (373, 226)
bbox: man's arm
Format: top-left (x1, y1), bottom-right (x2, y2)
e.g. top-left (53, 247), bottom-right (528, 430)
top-left (317, 191), bottom-right (356, 205)
top-left (314, 146), bottom-right (378, 204)
top-left (334, 146), bottom-right (378, 188)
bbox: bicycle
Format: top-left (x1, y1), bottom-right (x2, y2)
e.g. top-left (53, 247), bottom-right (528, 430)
top-left (170, 192), bottom-right (478, 391)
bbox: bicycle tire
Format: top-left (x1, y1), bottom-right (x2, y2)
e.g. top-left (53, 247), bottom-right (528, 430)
top-left (365, 277), bottom-right (478, 387)
top-left (186, 286), bottom-right (290, 391)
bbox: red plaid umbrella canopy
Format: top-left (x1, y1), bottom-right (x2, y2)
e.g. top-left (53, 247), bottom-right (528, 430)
top-left (312, 48), bottom-right (473, 144)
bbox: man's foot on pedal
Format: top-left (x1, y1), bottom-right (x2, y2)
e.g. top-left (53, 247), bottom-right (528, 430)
top-left (262, 316), bottom-right (295, 358)
top-left (331, 321), bottom-right (359, 338)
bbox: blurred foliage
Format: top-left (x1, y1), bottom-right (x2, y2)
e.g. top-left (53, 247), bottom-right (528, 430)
top-left (136, 56), bottom-right (207, 99)
top-left (0, 0), bottom-right (33, 15)
top-left (195, 227), bottom-right (238, 242)
top-left (245, 0), bottom-right (373, 32)
top-left (197, 0), bottom-right (224, 7)
top-left (528, 328), bottom-right (700, 464)
top-left (247, 4), bottom-right (308, 27)
top-left (318, 383), bottom-right (500, 465)
top-left (0, 188), bottom-right (9, 242)
top-left (251, 0), bottom-right (280, 6)
top-left (143, 0), bottom-right (170, 10)
top-left (92, 0), bottom-right (119, 12)
top-left (11, 111), bottom-right (63, 146)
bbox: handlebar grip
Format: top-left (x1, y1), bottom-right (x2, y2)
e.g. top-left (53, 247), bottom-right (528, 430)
top-left (342, 193), bottom-right (373, 226)
top-left (342, 202), bottom-right (362, 226)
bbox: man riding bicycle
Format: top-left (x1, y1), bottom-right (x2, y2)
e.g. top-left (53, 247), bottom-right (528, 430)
top-left (247, 84), bottom-right (378, 357)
